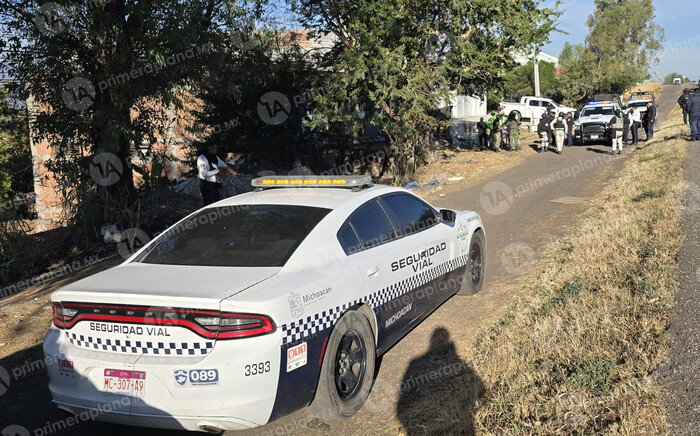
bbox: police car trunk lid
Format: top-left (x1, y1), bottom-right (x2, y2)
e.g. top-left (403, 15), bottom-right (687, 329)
top-left (51, 263), bottom-right (280, 356)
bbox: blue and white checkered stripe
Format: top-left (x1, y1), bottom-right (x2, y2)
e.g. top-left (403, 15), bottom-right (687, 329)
top-left (281, 255), bottom-right (468, 345)
top-left (66, 332), bottom-right (214, 355)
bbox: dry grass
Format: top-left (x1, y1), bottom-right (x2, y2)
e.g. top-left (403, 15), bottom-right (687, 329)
top-left (461, 105), bottom-right (686, 435)
top-left (413, 132), bottom-right (540, 201)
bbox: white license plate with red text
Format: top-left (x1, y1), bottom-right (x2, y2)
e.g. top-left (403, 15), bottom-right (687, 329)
top-left (102, 369), bottom-right (146, 397)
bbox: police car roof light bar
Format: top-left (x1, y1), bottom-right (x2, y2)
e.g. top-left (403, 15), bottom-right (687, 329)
top-left (251, 175), bottom-right (373, 189)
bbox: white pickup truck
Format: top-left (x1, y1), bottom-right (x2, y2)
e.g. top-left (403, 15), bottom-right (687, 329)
top-left (498, 96), bottom-right (577, 122)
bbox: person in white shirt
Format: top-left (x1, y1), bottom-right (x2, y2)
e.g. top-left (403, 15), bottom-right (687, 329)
top-left (629, 106), bottom-right (641, 145)
top-left (197, 144), bottom-right (237, 205)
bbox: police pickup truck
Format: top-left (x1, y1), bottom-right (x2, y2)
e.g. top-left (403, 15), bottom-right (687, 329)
top-left (43, 175), bottom-right (487, 433)
top-left (626, 91), bottom-right (655, 117)
top-left (575, 95), bottom-right (623, 146)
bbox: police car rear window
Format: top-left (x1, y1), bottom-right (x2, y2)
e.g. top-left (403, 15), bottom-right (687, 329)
top-left (135, 205), bottom-right (330, 267)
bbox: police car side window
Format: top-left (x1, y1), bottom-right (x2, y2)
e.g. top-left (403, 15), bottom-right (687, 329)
top-left (529, 100), bottom-right (540, 107)
top-left (337, 223), bottom-right (362, 255)
top-left (380, 193), bottom-right (438, 238)
top-left (345, 200), bottom-right (395, 252)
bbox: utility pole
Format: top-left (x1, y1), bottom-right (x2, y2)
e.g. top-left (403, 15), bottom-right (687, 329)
top-left (533, 43), bottom-right (541, 97)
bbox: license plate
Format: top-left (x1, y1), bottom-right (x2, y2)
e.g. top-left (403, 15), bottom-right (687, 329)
top-left (102, 369), bottom-right (146, 397)
top-left (591, 134), bottom-right (599, 139)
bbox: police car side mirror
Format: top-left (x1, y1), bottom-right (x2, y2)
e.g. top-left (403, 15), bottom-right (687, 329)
top-left (439, 209), bottom-right (456, 224)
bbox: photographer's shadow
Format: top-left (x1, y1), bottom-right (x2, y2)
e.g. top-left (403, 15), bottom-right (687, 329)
top-left (396, 328), bottom-right (484, 435)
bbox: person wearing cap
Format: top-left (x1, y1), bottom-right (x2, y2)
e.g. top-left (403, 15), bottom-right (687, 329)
top-left (553, 113), bottom-right (566, 154)
top-left (566, 112), bottom-right (575, 147)
top-left (197, 144), bottom-right (237, 206)
top-left (487, 111), bottom-right (497, 149)
top-left (686, 91), bottom-right (700, 141)
top-left (610, 110), bottom-right (624, 155)
top-left (491, 113), bottom-right (503, 152)
top-left (629, 106), bottom-right (641, 145)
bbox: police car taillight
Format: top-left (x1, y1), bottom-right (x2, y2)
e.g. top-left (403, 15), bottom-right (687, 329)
top-left (194, 313), bottom-right (275, 339)
top-left (52, 303), bottom-right (77, 328)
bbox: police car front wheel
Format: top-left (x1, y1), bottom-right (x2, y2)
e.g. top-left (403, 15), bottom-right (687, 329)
top-left (309, 310), bottom-right (376, 419)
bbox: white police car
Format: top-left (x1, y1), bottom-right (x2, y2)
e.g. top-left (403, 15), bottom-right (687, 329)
top-left (43, 175), bottom-right (486, 433)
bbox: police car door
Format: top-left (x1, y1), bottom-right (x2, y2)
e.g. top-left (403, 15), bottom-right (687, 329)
top-left (338, 198), bottom-right (418, 353)
top-left (379, 193), bottom-right (456, 321)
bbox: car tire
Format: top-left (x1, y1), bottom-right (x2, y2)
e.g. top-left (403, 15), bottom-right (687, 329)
top-left (458, 231), bottom-right (485, 295)
top-left (309, 310), bottom-right (376, 419)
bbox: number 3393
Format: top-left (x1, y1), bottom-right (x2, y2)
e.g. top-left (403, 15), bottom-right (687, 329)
top-left (245, 361), bottom-right (271, 376)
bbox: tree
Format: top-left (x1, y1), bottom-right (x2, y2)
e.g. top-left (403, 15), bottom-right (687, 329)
top-left (292, 0), bottom-right (561, 174)
top-left (0, 0), bottom-right (262, 234)
top-left (558, 0), bottom-right (664, 105)
top-left (662, 73), bottom-right (690, 85)
top-left (502, 61), bottom-right (561, 101)
top-left (0, 84), bottom-right (32, 207)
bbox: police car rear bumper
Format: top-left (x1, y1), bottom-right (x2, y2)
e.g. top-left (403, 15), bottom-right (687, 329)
top-left (53, 401), bottom-right (259, 432)
top-left (44, 326), bottom-right (282, 432)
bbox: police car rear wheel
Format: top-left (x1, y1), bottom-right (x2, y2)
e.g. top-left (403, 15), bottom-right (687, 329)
top-left (309, 310), bottom-right (376, 419)
top-left (459, 231), bottom-right (485, 295)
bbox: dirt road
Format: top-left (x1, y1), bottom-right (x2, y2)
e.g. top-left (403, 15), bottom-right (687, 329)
top-left (0, 86), bottom-right (681, 436)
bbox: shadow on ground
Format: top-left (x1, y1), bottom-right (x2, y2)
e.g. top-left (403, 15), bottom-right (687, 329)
top-left (396, 328), bottom-right (484, 436)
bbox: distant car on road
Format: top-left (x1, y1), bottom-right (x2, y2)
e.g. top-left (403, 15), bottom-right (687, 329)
top-left (499, 96), bottom-right (577, 122)
top-left (43, 175), bottom-right (487, 433)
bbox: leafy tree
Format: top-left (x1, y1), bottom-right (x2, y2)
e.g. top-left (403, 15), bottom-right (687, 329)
top-left (502, 60), bottom-right (561, 101)
top-left (558, 0), bottom-right (664, 105)
top-left (292, 0), bottom-right (561, 174)
top-left (662, 73), bottom-right (690, 85)
top-left (0, 84), bottom-right (32, 206)
top-left (0, 0), bottom-right (262, 234)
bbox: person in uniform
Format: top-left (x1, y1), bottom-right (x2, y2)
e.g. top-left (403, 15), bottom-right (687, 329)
top-left (546, 109), bottom-right (556, 147)
top-left (537, 115), bottom-right (549, 153)
top-left (610, 110), bottom-right (624, 155)
top-left (197, 144), bottom-right (237, 206)
top-left (686, 91), bottom-right (700, 141)
top-left (553, 113), bottom-right (566, 154)
top-left (487, 111), bottom-right (497, 149)
top-left (622, 108), bottom-right (631, 144)
top-left (645, 101), bottom-right (657, 141)
top-left (679, 89), bottom-right (692, 125)
top-left (477, 117), bottom-right (488, 150)
top-left (506, 113), bottom-right (521, 151)
top-left (491, 114), bottom-right (502, 152)
top-left (629, 106), bottom-right (641, 145)
top-left (566, 112), bottom-right (575, 147)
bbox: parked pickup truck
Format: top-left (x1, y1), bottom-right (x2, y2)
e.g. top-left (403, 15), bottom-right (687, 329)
top-left (499, 96), bottom-right (577, 122)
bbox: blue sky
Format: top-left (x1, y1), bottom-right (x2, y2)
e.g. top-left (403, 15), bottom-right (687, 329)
top-left (542, 0), bottom-right (700, 81)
